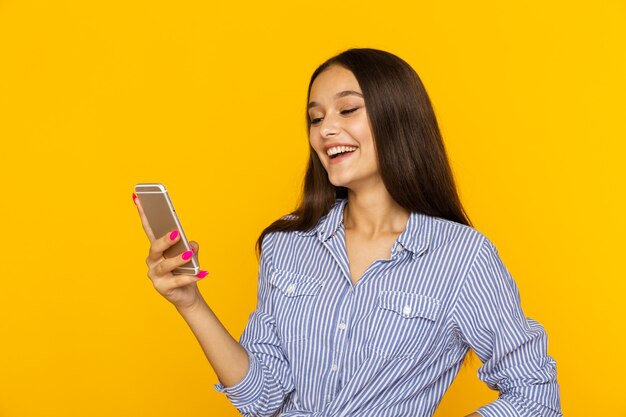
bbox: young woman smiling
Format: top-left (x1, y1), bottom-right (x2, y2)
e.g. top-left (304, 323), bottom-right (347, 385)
top-left (134, 48), bottom-right (562, 417)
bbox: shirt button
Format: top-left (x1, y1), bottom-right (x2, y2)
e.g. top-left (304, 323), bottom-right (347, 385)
top-left (286, 284), bottom-right (296, 294)
top-left (338, 322), bottom-right (347, 330)
top-left (397, 244), bottom-right (404, 252)
top-left (331, 364), bottom-right (338, 372)
top-left (332, 231), bottom-right (336, 237)
top-left (402, 305), bottom-right (412, 316)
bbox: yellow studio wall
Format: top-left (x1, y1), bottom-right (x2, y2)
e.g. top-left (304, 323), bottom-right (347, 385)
top-left (0, 0), bottom-right (624, 416)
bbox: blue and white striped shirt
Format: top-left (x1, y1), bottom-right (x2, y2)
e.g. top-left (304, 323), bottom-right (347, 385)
top-left (215, 198), bottom-right (561, 416)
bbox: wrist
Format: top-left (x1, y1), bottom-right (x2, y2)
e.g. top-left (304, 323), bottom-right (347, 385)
top-left (176, 294), bottom-right (209, 317)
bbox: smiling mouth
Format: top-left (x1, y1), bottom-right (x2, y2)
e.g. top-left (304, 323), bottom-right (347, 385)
top-left (329, 149), bottom-right (357, 159)
top-left (327, 145), bottom-right (358, 158)
top-left (328, 149), bottom-right (357, 163)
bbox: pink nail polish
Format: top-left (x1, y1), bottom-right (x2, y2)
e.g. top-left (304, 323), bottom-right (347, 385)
top-left (182, 250), bottom-right (193, 260)
top-left (169, 230), bottom-right (179, 240)
top-left (197, 271), bottom-right (208, 279)
top-left (132, 193), bottom-right (138, 205)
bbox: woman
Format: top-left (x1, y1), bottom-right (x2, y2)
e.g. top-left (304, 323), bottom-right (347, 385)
top-left (134, 48), bottom-right (562, 416)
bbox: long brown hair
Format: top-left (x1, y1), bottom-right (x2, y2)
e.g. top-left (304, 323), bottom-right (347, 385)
top-left (256, 48), bottom-right (473, 256)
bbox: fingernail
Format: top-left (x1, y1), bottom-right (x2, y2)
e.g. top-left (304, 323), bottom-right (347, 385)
top-left (197, 270), bottom-right (208, 279)
top-left (182, 250), bottom-right (193, 260)
top-left (132, 193), bottom-right (138, 205)
top-left (169, 230), bottom-right (179, 240)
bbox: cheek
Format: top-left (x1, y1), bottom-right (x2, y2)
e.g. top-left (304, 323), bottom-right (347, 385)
top-left (354, 133), bottom-right (379, 170)
top-left (311, 132), bottom-right (329, 153)
top-left (352, 124), bottom-right (371, 140)
top-left (309, 137), bottom-right (327, 165)
top-left (348, 116), bottom-right (374, 144)
top-left (308, 134), bottom-right (321, 153)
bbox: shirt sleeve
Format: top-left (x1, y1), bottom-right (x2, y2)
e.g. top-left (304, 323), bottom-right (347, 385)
top-left (213, 232), bottom-right (294, 417)
top-left (452, 237), bottom-right (562, 417)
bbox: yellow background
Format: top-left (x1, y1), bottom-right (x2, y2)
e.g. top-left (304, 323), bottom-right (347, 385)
top-left (1, 0), bottom-right (624, 415)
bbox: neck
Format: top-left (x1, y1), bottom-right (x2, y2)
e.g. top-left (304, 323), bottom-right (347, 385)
top-left (344, 187), bottom-right (410, 238)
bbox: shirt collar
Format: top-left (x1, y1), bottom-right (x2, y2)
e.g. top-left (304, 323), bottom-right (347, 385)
top-left (296, 198), bottom-right (436, 259)
top-left (294, 198), bottom-right (346, 239)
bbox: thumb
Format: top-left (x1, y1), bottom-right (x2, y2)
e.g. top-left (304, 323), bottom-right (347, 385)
top-left (189, 240), bottom-right (199, 255)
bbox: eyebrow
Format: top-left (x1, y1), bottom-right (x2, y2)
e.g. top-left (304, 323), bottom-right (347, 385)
top-left (307, 90), bottom-right (363, 110)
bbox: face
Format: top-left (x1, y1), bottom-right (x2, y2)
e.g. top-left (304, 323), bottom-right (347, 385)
top-left (308, 65), bottom-right (380, 191)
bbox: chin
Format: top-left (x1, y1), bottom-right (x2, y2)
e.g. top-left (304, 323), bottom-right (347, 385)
top-left (328, 177), bottom-right (352, 189)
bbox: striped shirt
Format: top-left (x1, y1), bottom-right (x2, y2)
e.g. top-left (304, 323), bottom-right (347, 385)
top-left (214, 198), bottom-right (562, 416)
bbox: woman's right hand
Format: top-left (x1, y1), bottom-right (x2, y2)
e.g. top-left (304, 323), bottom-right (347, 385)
top-left (134, 193), bottom-right (208, 311)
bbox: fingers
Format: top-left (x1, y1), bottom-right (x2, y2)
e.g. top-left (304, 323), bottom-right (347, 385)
top-left (133, 194), bottom-right (156, 242)
top-left (147, 228), bottom-right (182, 265)
top-left (148, 245), bottom-right (208, 294)
top-left (152, 273), bottom-right (202, 296)
top-left (153, 244), bottom-right (195, 277)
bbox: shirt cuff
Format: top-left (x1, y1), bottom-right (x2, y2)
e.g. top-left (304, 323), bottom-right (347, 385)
top-left (475, 398), bottom-right (520, 417)
top-left (213, 350), bottom-right (264, 409)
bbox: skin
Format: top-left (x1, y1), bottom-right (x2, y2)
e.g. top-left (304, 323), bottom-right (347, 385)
top-left (135, 64), bottom-right (482, 416)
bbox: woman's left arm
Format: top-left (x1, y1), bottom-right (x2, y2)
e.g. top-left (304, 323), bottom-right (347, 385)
top-left (452, 237), bottom-right (562, 417)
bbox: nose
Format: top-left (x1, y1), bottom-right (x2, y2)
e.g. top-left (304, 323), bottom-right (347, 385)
top-left (320, 115), bottom-right (339, 138)
top-left (321, 127), bottom-right (338, 138)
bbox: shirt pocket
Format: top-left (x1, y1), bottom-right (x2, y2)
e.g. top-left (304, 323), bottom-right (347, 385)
top-left (270, 268), bottom-right (324, 344)
top-left (366, 290), bottom-right (441, 360)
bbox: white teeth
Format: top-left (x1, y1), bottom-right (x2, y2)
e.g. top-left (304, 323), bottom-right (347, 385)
top-left (326, 146), bottom-right (357, 156)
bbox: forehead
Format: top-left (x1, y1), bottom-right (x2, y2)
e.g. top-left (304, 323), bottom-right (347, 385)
top-left (309, 65), bottom-right (362, 100)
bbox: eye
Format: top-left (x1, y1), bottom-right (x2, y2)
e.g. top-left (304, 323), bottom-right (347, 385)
top-left (309, 107), bottom-right (361, 126)
top-left (341, 107), bottom-right (360, 115)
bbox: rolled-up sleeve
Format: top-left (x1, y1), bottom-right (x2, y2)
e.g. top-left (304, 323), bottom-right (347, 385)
top-left (213, 232), bottom-right (294, 416)
top-left (452, 238), bottom-right (562, 417)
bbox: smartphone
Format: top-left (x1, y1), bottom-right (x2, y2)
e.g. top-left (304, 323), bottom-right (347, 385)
top-left (134, 183), bottom-right (200, 275)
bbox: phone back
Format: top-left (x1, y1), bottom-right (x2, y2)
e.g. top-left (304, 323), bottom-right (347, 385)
top-left (135, 183), bottom-right (199, 275)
